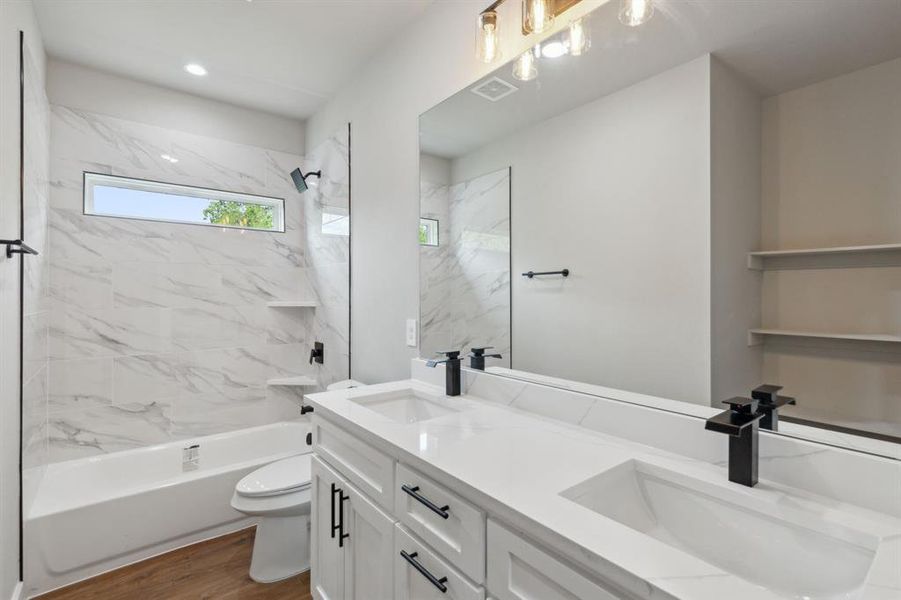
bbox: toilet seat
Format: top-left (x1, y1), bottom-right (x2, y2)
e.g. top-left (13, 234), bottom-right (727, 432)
top-left (235, 455), bottom-right (312, 498)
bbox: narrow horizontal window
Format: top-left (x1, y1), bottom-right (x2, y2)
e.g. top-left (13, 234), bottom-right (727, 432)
top-left (83, 172), bottom-right (285, 232)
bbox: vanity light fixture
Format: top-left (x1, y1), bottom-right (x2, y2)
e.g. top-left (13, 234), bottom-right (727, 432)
top-left (512, 48), bottom-right (538, 81)
top-left (619, 0), bottom-right (654, 27)
top-left (523, 0), bottom-right (554, 34)
top-left (184, 63), bottom-right (208, 76)
top-left (476, 9), bottom-right (501, 63)
top-left (567, 16), bottom-right (590, 56)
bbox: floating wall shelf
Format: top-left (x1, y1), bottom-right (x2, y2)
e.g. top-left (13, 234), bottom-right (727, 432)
top-left (266, 300), bottom-right (319, 308)
top-left (266, 375), bottom-right (318, 387)
top-left (748, 243), bottom-right (901, 270)
top-left (748, 328), bottom-right (901, 346)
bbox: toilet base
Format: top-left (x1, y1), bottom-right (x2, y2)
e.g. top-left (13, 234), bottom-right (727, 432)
top-left (249, 515), bottom-right (311, 583)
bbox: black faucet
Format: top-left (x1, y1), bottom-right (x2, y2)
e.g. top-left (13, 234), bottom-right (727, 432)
top-left (751, 384), bottom-right (796, 431)
top-left (426, 350), bottom-right (462, 396)
top-left (468, 346), bottom-right (502, 371)
top-left (705, 397), bottom-right (765, 487)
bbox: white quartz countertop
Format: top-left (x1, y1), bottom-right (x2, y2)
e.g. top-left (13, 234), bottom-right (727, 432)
top-left (306, 379), bottom-right (901, 600)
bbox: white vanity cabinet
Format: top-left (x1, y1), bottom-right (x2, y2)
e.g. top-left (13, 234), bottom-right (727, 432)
top-left (310, 456), bottom-right (395, 600)
top-left (487, 520), bottom-right (631, 600)
top-left (311, 414), bottom-right (636, 600)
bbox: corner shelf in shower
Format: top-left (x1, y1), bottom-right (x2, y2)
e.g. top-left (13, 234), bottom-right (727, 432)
top-left (747, 242), bottom-right (901, 269)
top-left (748, 328), bottom-right (901, 346)
top-left (266, 375), bottom-right (318, 387)
top-left (266, 300), bottom-right (319, 308)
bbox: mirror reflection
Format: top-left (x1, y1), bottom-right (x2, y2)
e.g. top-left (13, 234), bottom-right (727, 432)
top-left (420, 0), bottom-right (901, 449)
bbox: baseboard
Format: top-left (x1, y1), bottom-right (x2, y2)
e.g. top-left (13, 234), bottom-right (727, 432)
top-left (9, 582), bottom-right (23, 600)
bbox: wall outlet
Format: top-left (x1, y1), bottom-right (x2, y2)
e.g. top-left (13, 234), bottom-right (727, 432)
top-left (406, 319), bottom-right (418, 347)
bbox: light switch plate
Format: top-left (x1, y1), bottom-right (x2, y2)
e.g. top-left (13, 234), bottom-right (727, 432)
top-left (406, 319), bottom-right (417, 347)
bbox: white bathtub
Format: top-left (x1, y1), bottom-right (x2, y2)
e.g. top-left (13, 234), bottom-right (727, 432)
top-left (23, 421), bottom-right (309, 597)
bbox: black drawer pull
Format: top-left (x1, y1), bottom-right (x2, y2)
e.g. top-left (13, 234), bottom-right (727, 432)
top-left (337, 488), bottom-right (350, 548)
top-left (400, 550), bottom-right (448, 593)
top-left (402, 484), bottom-right (450, 520)
top-left (330, 483), bottom-right (339, 539)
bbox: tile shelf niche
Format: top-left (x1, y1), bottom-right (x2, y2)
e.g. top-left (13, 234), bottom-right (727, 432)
top-left (265, 300), bottom-right (319, 308)
top-left (748, 242), bottom-right (901, 270)
top-left (266, 375), bottom-right (318, 387)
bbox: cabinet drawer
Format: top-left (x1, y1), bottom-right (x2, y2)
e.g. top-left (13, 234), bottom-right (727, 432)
top-left (313, 416), bottom-right (395, 510)
top-left (395, 525), bottom-right (484, 600)
top-left (487, 520), bottom-right (630, 600)
top-left (395, 463), bottom-right (486, 583)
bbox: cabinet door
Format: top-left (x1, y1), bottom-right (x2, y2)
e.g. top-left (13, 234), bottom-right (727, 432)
top-left (487, 520), bottom-right (630, 600)
top-left (311, 456), bottom-right (346, 600)
top-left (343, 482), bottom-right (396, 600)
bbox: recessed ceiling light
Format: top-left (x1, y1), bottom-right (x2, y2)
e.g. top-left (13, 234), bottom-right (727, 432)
top-left (184, 63), bottom-right (208, 77)
top-left (160, 154), bottom-right (179, 163)
top-left (541, 41), bottom-right (568, 58)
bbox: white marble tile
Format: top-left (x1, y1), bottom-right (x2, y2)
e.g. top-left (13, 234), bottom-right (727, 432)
top-left (49, 303), bottom-right (172, 359)
top-left (49, 261), bottom-right (113, 309)
top-left (113, 262), bottom-right (224, 309)
top-left (170, 306), bottom-right (262, 351)
top-left (48, 357), bottom-right (114, 413)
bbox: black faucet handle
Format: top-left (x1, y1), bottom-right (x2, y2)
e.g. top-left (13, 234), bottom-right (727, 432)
top-left (722, 397), bottom-right (759, 414)
top-left (436, 350), bottom-right (461, 360)
top-left (752, 384), bottom-right (783, 405)
top-left (706, 397), bottom-right (764, 436)
top-left (469, 346), bottom-right (493, 356)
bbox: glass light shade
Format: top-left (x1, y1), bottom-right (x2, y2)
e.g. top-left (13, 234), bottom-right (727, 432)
top-left (619, 0), bottom-right (654, 27)
top-left (568, 17), bottom-right (591, 56)
top-left (476, 11), bottom-right (501, 64)
top-left (512, 49), bottom-right (538, 81)
top-left (523, 0), bottom-right (554, 34)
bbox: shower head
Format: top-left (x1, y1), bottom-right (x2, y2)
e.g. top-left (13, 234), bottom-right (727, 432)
top-left (290, 168), bottom-right (321, 194)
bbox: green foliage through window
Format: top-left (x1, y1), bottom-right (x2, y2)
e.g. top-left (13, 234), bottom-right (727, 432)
top-left (203, 200), bottom-right (274, 229)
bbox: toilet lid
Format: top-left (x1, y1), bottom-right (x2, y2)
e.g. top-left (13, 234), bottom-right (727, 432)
top-left (236, 454), bottom-right (312, 498)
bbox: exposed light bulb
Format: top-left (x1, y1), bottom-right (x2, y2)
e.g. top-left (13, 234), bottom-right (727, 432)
top-left (541, 41), bottom-right (568, 59)
top-left (523, 0), bottom-right (554, 34)
top-left (619, 0), bottom-right (654, 27)
top-left (568, 17), bottom-right (591, 56)
top-left (476, 11), bottom-right (500, 64)
top-left (512, 49), bottom-right (538, 82)
top-left (184, 63), bottom-right (208, 76)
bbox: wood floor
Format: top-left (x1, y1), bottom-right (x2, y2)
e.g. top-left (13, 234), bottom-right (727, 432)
top-left (35, 527), bottom-right (313, 600)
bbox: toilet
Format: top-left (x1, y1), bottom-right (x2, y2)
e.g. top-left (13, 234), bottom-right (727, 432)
top-left (230, 454), bottom-right (313, 583)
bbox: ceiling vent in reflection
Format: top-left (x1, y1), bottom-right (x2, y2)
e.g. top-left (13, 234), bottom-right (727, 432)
top-left (470, 77), bottom-right (518, 102)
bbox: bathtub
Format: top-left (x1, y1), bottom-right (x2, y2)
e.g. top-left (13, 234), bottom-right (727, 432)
top-left (23, 421), bottom-right (309, 597)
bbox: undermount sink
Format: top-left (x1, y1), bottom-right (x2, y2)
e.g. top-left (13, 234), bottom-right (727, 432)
top-left (350, 388), bottom-right (461, 424)
top-left (561, 460), bottom-right (878, 600)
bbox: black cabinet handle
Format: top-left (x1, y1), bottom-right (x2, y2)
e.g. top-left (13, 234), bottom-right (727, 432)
top-left (400, 550), bottom-right (448, 594)
top-left (337, 489), bottom-right (350, 547)
top-left (402, 484), bottom-right (450, 520)
top-left (330, 483), bottom-right (339, 539)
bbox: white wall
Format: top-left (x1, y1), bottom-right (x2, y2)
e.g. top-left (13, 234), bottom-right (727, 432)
top-left (449, 57), bottom-right (713, 403)
top-left (47, 59), bottom-right (305, 155)
top-left (710, 58), bottom-right (762, 403)
top-left (760, 56), bottom-right (901, 427)
top-left (307, 0), bottom-right (602, 384)
top-left (0, 1), bottom-right (46, 596)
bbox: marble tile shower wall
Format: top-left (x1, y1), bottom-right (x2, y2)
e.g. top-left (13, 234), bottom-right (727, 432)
top-left (41, 106), bottom-right (339, 464)
top-left (22, 44), bottom-right (51, 471)
top-left (420, 168), bottom-right (510, 364)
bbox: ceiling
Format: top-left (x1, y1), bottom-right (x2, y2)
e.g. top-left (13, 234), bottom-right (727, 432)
top-left (34, 0), bottom-right (432, 121)
top-left (421, 0), bottom-right (901, 158)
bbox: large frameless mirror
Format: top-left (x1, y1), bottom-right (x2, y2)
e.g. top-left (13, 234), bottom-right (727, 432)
top-left (419, 0), bottom-right (901, 456)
